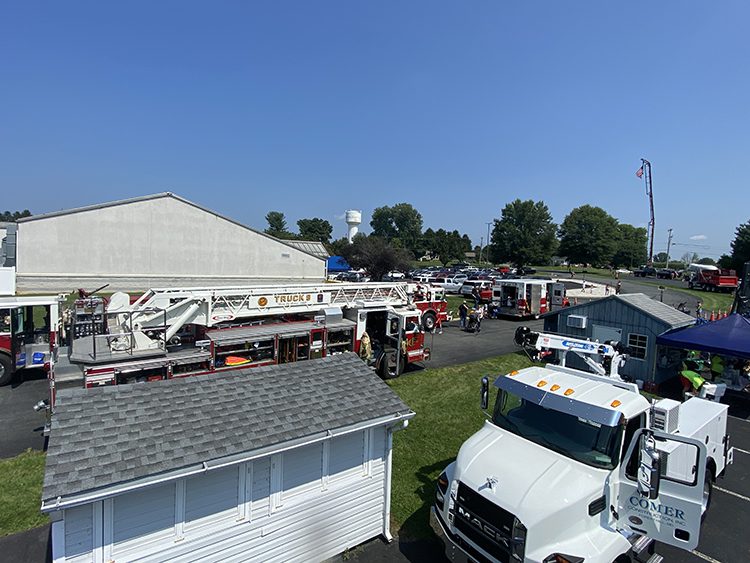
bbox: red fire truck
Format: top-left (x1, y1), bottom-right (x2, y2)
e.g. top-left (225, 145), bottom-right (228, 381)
top-left (67, 282), bottom-right (440, 392)
top-left (0, 296), bottom-right (62, 388)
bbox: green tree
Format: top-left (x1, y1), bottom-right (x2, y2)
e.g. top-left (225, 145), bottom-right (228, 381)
top-left (681, 252), bottom-right (700, 265)
top-left (338, 235), bottom-right (412, 281)
top-left (326, 237), bottom-right (351, 257)
top-left (718, 254), bottom-right (734, 269)
top-left (558, 205), bottom-right (619, 266)
top-left (369, 203), bottom-right (423, 254)
top-left (612, 224), bottom-right (648, 268)
top-left (730, 220), bottom-right (750, 271)
top-left (297, 217), bottom-right (333, 244)
top-left (697, 257), bottom-right (716, 266)
top-left (431, 229), bottom-right (465, 266)
top-left (264, 211), bottom-right (294, 239)
top-left (0, 210), bottom-right (31, 222)
top-left (490, 199), bottom-right (558, 267)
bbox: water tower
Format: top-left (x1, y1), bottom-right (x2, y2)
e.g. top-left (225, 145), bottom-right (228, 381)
top-left (345, 210), bottom-right (362, 243)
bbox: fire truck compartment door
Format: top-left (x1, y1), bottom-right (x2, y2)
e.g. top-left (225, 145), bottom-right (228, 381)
top-left (617, 428), bottom-right (706, 551)
top-left (529, 284), bottom-right (542, 313)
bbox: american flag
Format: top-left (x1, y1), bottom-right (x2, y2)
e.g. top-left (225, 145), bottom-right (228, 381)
top-left (635, 166), bottom-right (644, 178)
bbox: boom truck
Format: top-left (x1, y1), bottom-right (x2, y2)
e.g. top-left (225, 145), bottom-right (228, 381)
top-left (66, 281), bottom-right (441, 392)
top-left (431, 327), bottom-right (733, 563)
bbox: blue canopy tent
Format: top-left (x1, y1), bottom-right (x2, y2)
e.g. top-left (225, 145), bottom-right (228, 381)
top-left (327, 255), bottom-right (351, 273)
top-left (656, 314), bottom-right (750, 359)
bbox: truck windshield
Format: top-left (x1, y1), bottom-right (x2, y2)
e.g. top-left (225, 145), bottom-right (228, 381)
top-left (492, 389), bottom-right (623, 469)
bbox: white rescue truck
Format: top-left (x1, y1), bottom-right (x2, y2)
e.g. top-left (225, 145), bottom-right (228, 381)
top-left (67, 281), bottom-right (438, 391)
top-left (431, 328), bottom-right (733, 563)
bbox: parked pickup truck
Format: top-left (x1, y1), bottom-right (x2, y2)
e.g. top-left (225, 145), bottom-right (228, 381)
top-left (633, 265), bottom-right (657, 277)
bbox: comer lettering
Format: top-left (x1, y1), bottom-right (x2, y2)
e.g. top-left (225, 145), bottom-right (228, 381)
top-left (628, 496), bottom-right (686, 521)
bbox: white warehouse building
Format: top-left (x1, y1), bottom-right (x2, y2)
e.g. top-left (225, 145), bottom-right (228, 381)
top-left (4, 193), bottom-right (326, 292)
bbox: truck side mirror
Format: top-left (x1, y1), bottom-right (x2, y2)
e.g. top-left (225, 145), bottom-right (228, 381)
top-left (637, 434), bottom-right (662, 500)
top-left (480, 376), bottom-right (489, 411)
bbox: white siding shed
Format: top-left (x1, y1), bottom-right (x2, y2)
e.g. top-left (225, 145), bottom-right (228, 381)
top-left (42, 354), bottom-right (413, 562)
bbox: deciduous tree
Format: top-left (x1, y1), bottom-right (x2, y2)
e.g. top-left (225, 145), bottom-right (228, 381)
top-left (297, 218), bottom-right (333, 244)
top-left (338, 235), bottom-right (412, 281)
top-left (558, 205), bottom-right (619, 266)
top-left (369, 203), bottom-right (423, 254)
top-left (490, 199), bottom-right (557, 267)
top-left (0, 210), bottom-right (31, 222)
top-left (612, 224), bottom-right (648, 268)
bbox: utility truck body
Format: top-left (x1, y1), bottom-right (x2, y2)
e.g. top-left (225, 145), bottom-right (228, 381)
top-left (432, 329), bottom-right (733, 563)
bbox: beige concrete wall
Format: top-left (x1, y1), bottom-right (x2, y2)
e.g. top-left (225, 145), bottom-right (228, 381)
top-left (15, 196), bottom-right (325, 292)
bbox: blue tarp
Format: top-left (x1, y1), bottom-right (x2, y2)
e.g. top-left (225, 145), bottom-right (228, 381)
top-left (327, 255), bottom-right (351, 272)
top-left (656, 314), bottom-right (750, 359)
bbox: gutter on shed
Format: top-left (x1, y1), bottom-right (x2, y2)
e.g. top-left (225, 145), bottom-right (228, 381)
top-left (41, 410), bottom-right (415, 513)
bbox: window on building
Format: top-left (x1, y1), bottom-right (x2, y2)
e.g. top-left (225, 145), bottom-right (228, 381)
top-left (282, 443), bottom-right (323, 500)
top-left (329, 431), bottom-right (366, 482)
top-left (628, 333), bottom-right (648, 360)
top-left (184, 466), bottom-right (240, 530)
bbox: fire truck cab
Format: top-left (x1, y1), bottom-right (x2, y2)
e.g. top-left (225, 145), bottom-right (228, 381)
top-left (0, 295), bottom-right (62, 386)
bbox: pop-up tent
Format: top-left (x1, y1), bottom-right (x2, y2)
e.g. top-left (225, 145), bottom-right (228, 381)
top-left (656, 314), bottom-right (750, 359)
top-left (326, 255), bottom-right (351, 272)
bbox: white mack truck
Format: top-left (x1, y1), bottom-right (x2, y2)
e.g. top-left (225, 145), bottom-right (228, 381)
top-left (431, 328), bottom-right (733, 563)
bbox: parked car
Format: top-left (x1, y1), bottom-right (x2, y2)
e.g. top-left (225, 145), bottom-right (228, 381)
top-left (633, 265), bottom-right (657, 277)
top-left (429, 276), bottom-right (466, 294)
top-left (335, 271), bottom-right (371, 282)
top-left (656, 268), bottom-right (678, 280)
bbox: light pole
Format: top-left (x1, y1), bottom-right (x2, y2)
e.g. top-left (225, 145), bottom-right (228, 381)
top-left (485, 221), bottom-right (492, 265)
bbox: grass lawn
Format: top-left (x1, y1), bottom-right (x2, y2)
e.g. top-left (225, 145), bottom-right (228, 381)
top-left (0, 450), bottom-right (48, 537)
top-left (386, 353), bottom-right (535, 540)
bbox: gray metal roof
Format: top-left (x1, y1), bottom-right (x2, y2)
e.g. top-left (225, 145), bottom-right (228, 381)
top-left (285, 240), bottom-right (330, 260)
top-left (16, 192), bottom-right (324, 262)
top-left (42, 353), bottom-right (412, 505)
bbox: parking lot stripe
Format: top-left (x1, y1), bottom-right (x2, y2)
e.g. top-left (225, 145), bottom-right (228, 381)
top-left (729, 415), bottom-right (750, 423)
top-left (714, 485), bottom-right (750, 503)
top-left (692, 550), bottom-right (722, 563)
top-left (730, 446), bottom-right (750, 455)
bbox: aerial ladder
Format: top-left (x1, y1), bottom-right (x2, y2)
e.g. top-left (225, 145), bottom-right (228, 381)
top-left (70, 282), bottom-right (414, 363)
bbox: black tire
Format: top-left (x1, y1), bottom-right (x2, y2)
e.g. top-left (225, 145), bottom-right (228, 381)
top-left (377, 351), bottom-right (401, 380)
top-left (422, 312), bottom-right (437, 332)
top-left (0, 353), bottom-right (13, 386)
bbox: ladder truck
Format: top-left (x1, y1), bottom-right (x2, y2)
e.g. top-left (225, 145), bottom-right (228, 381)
top-left (66, 281), bottom-right (439, 392)
top-left (431, 327), bottom-right (733, 563)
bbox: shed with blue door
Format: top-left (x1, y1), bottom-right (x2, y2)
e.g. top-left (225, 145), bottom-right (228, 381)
top-left (543, 293), bottom-right (695, 386)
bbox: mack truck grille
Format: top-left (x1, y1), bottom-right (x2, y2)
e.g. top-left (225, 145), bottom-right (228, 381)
top-left (453, 482), bottom-right (522, 563)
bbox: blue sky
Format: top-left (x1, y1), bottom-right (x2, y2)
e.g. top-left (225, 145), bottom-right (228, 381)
top-left (2, 1), bottom-right (747, 258)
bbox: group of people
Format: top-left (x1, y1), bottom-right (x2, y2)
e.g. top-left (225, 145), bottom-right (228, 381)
top-left (458, 300), bottom-right (484, 333)
top-left (679, 350), bottom-right (750, 394)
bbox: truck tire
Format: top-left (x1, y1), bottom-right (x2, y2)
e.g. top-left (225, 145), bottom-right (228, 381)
top-left (422, 312), bottom-right (437, 332)
top-left (0, 353), bottom-right (13, 386)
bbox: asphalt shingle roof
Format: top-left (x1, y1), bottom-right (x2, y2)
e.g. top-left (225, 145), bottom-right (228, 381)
top-left (42, 353), bottom-right (412, 504)
top-left (615, 293), bottom-right (695, 328)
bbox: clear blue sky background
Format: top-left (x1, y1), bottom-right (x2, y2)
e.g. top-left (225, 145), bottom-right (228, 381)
top-left (2, 1), bottom-right (748, 259)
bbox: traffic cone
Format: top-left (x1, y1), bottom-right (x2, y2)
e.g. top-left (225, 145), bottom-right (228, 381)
top-left (709, 311), bottom-right (716, 321)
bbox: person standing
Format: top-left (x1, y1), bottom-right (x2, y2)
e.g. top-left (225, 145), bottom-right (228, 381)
top-left (615, 280), bottom-right (622, 295)
top-left (459, 301), bottom-right (469, 330)
top-left (471, 285), bottom-right (481, 308)
top-left (696, 300), bottom-right (703, 319)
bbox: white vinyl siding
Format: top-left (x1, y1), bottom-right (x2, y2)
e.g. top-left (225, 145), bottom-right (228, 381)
top-left (282, 443), bottom-right (323, 500)
top-left (185, 466), bottom-right (240, 530)
top-left (330, 431), bottom-right (366, 482)
top-left (112, 483), bottom-right (176, 555)
top-left (59, 426), bottom-right (395, 563)
top-left (64, 504), bottom-right (94, 563)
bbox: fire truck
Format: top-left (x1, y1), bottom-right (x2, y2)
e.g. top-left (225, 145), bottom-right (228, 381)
top-left (431, 327), bottom-right (733, 563)
top-left (491, 278), bottom-right (568, 319)
top-left (407, 282), bottom-right (451, 330)
top-left (67, 282), bottom-right (439, 391)
top-left (686, 264), bottom-right (739, 292)
top-left (0, 295), bottom-right (62, 387)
